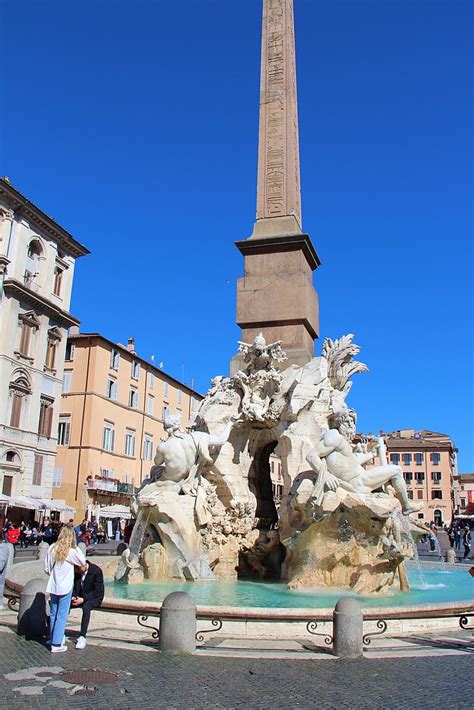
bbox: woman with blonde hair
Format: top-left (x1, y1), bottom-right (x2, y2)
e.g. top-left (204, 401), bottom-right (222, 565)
top-left (44, 525), bottom-right (85, 653)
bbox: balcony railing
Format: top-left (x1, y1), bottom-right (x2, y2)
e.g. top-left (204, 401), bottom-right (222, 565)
top-left (85, 479), bottom-right (135, 496)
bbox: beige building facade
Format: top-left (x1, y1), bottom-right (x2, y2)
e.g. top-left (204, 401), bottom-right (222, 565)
top-left (54, 332), bottom-right (202, 522)
top-left (380, 429), bottom-right (457, 526)
top-left (0, 177), bottom-right (88, 509)
top-left (453, 473), bottom-right (474, 514)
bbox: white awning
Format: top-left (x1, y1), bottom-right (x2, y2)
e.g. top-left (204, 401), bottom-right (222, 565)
top-left (5, 496), bottom-right (76, 514)
top-left (7, 495), bottom-right (37, 509)
top-left (96, 504), bottom-right (132, 520)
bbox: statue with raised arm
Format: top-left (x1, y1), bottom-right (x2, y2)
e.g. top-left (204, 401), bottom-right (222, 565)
top-left (307, 408), bottom-right (418, 515)
top-left (139, 413), bottom-right (234, 502)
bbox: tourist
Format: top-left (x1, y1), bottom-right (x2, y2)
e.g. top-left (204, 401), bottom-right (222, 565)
top-left (6, 524), bottom-right (20, 548)
top-left (454, 526), bottom-right (462, 551)
top-left (71, 560), bottom-right (104, 649)
top-left (462, 527), bottom-right (471, 560)
top-left (448, 527), bottom-right (455, 548)
top-left (44, 526), bottom-right (86, 653)
top-left (2, 518), bottom-right (11, 542)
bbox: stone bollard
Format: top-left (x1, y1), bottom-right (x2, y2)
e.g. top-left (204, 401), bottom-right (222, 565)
top-left (37, 541), bottom-right (49, 561)
top-left (445, 548), bottom-right (456, 564)
top-left (18, 578), bottom-right (49, 639)
top-left (333, 597), bottom-right (363, 658)
top-left (78, 542), bottom-right (87, 557)
top-left (159, 591), bottom-right (196, 653)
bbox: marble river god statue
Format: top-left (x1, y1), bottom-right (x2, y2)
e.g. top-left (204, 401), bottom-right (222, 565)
top-left (116, 333), bottom-right (424, 594)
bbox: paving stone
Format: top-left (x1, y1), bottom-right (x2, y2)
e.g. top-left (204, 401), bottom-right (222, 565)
top-left (0, 627), bottom-right (472, 709)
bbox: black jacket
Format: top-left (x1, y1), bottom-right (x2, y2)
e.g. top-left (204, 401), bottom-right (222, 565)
top-left (73, 562), bottom-right (104, 606)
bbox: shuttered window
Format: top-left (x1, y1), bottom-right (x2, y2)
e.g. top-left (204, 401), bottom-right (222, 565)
top-left (10, 394), bottom-right (22, 428)
top-left (32, 454), bottom-right (43, 486)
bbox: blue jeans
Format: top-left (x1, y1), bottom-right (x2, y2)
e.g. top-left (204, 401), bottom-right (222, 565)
top-left (49, 590), bottom-right (72, 645)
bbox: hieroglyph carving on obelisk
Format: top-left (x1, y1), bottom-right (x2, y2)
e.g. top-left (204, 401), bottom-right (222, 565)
top-left (256, 0), bottom-right (302, 230)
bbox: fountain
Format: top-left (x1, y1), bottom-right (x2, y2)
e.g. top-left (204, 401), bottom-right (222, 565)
top-left (114, 333), bottom-right (428, 597)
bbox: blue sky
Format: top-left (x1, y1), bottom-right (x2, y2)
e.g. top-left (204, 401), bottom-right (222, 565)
top-left (1, 1), bottom-right (472, 469)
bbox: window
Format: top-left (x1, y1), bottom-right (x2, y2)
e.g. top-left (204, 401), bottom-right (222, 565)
top-left (57, 418), bottom-right (71, 446)
top-left (131, 361), bottom-right (140, 380)
top-left (431, 471), bottom-right (442, 483)
top-left (129, 387), bottom-right (138, 408)
top-left (162, 404), bottom-right (169, 421)
top-left (45, 339), bottom-right (57, 369)
top-left (53, 266), bottom-right (63, 296)
top-left (402, 453), bottom-right (412, 465)
top-left (125, 430), bottom-right (135, 457)
top-left (149, 372), bottom-right (154, 389)
top-left (9, 374), bottom-right (31, 428)
top-left (103, 422), bottom-right (115, 451)
top-left (390, 453), bottom-right (400, 465)
top-left (38, 397), bottom-right (54, 438)
top-left (417, 513), bottom-right (424, 520)
top-left (110, 348), bottom-right (120, 369)
top-left (32, 454), bottom-right (43, 486)
top-left (19, 321), bottom-right (32, 356)
top-left (164, 381), bottom-right (169, 397)
top-left (62, 371), bottom-right (72, 393)
top-left (4, 451), bottom-right (20, 464)
top-left (414, 453), bottom-right (423, 466)
top-left (106, 378), bottom-right (118, 400)
top-left (10, 393), bottom-right (23, 428)
top-left (430, 452), bottom-right (441, 466)
top-left (415, 472), bottom-right (425, 483)
top-left (2, 476), bottom-right (13, 496)
top-left (404, 472), bottom-right (413, 483)
top-left (45, 327), bottom-right (61, 370)
top-left (431, 490), bottom-right (442, 500)
top-left (27, 240), bottom-right (42, 260)
top-left (53, 466), bottom-right (63, 487)
top-left (461, 498), bottom-right (466, 508)
top-left (177, 389), bottom-right (182, 404)
top-left (407, 490), bottom-right (413, 500)
top-left (65, 341), bottom-right (75, 361)
top-left (143, 434), bottom-right (153, 461)
top-left (417, 490), bottom-right (424, 500)
top-left (146, 395), bottom-right (154, 416)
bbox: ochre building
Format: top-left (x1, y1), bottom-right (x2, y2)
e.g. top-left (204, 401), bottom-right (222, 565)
top-left (379, 429), bottom-right (457, 526)
top-left (54, 332), bottom-right (202, 523)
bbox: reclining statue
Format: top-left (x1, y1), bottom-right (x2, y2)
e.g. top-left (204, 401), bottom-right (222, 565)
top-left (307, 408), bottom-right (418, 515)
top-left (139, 413), bottom-right (235, 501)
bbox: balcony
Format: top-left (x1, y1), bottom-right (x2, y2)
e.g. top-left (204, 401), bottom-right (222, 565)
top-left (85, 477), bottom-right (135, 497)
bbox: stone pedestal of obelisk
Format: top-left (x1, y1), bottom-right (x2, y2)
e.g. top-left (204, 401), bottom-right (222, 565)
top-left (232, 0), bottom-right (320, 373)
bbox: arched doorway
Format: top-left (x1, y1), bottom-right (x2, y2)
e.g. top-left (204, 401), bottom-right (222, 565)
top-left (434, 509), bottom-right (443, 527)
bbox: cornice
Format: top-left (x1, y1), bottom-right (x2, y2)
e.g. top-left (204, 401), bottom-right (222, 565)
top-left (0, 178), bottom-right (89, 258)
top-left (3, 278), bottom-right (80, 328)
top-left (235, 233), bottom-right (321, 271)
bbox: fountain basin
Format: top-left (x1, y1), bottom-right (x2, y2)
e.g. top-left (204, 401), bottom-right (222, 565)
top-left (6, 559), bottom-right (473, 639)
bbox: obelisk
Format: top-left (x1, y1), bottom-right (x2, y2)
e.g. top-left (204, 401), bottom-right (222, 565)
top-left (234, 0), bottom-right (320, 371)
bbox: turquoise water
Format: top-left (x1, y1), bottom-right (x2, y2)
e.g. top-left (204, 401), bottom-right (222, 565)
top-left (107, 564), bottom-right (473, 609)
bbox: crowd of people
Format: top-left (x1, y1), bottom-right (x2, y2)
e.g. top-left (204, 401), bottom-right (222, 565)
top-left (1, 518), bottom-right (62, 547)
top-left (448, 522), bottom-right (472, 559)
top-left (1, 516), bottom-right (109, 549)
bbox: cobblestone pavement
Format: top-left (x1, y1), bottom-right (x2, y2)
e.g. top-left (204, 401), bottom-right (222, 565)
top-left (0, 627), bottom-right (472, 710)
